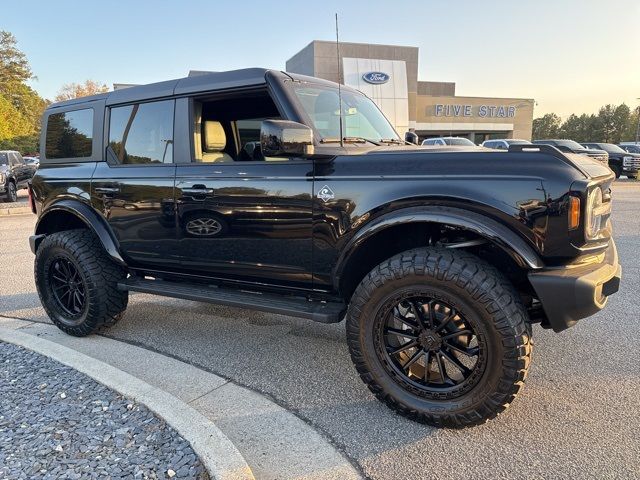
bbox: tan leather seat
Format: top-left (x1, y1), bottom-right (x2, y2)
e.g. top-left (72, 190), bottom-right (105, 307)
top-left (201, 121), bottom-right (234, 163)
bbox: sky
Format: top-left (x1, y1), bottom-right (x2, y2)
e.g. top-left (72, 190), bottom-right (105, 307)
top-left (3, 0), bottom-right (639, 119)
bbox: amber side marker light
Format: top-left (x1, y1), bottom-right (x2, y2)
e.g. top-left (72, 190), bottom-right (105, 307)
top-left (569, 196), bottom-right (580, 230)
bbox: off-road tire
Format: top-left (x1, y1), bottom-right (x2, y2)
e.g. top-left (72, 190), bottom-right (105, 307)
top-left (35, 229), bottom-right (128, 336)
top-left (5, 181), bottom-right (17, 202)
top-left (346, 247), bottom-right (532, 428)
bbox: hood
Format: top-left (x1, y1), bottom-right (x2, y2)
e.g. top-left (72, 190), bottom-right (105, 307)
top-left (564, 153), bottom-right (613, 179)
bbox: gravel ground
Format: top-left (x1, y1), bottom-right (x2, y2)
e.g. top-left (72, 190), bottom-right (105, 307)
top-left (0, 342), bottom-right (209, 480)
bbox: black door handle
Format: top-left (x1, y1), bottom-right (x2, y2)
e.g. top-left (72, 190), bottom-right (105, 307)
top-left (183, 186), bottom-right (215, 195)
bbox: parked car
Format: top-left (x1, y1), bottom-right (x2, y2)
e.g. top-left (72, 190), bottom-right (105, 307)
top-left (532, 139), bottom-right (609, 164)
top-left (29, 69), bottom-right (620, 428)
top-left (23, 156), bottom-right (40, 166)
top-left (421, 137), bottom-right (476, 146)
top-left (619, 143), bottom-right (640, 154)
top-left (582, 142), bottom-right (639, 179)
top-left (0, 150), bottom-right (35, 202)
top-left (481, 139), bottom-right (531, 150)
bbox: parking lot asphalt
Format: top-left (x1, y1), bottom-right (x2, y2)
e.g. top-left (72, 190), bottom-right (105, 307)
top-left (1, 181), bottom-right (639, 480)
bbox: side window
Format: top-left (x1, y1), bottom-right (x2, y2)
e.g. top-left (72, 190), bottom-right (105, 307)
top-left (0, 153), bottom-right (7, 165)
top-left (45, 108), bottom-right (93, 159)
top-left (109, 100), bottom-right (174, 164)
top-left (192, 92), bottom-right (281, 163)
top-left (14, 152), bottom-right (24, 164)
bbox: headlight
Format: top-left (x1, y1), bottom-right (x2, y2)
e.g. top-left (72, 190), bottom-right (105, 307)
top-left (585, 186), bottom-right (610, 240)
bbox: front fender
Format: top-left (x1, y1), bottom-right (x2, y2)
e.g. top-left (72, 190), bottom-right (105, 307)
top-left (335, 205), bottom-right (544, 283)
top-left (35, 199), bottom-right (125, 266)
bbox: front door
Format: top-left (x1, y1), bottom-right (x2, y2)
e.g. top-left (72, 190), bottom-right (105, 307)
top-left (91, 99), bottom-right (178, 269)
top-left (173, 94), bottom-right (314, 289)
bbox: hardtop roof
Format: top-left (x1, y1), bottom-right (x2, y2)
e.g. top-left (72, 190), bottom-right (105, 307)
top-left (46, 68), bottom-right (348, 110)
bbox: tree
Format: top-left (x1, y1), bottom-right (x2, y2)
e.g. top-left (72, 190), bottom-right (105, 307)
top-left (532, 113), bottom-right (562, 139)
top-left (55, 80), bottom-right (109, 101)
top-left (0, 31), bottom-right (34, 101)
top-left (0, 30), bottom-right (45, 143)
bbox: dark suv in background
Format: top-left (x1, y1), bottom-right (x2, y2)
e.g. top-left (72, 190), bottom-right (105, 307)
top-left (28, 69), bottom-right (621, 428)
top-left (1, 150), bottom-right (34, 202)
top-left (532, 139), bottom-right (609, 164)
top-left (582, 142), bottom-right (639, 179)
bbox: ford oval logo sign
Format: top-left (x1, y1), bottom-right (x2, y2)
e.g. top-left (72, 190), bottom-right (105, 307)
top-left (362, 72), bottom-right (390, 84)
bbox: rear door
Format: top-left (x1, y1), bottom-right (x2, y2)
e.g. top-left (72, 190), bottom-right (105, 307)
top-left (91, 99), bottom-right (179, 269)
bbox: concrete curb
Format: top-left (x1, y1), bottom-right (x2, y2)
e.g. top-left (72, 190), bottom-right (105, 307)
top-left (0, 205), bottom-right (32, 216)
top-left (0, 325), bottom-right (255, 480)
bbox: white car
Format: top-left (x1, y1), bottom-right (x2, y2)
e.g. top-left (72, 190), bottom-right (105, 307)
top-left (481, 139), bottom-right (531, 150)
top-left (421, 137), bottom-right (475, 146)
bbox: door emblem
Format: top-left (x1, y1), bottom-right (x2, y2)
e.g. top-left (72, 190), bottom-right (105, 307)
top-left (317, 185), bottom-right (335, 202)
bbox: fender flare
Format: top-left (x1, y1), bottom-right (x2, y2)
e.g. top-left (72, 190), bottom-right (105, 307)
top-left (335, 205), bottom-right (544, 286)
top-left (35, 199), bottom-right (126, 266)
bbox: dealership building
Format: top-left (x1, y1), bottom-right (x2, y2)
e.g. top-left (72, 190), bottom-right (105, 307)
top-left (286, 40), bottom-right (534, 143)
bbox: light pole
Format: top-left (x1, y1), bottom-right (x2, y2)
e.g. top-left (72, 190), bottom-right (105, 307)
top-left (636, 98), bottom-right (640, 143)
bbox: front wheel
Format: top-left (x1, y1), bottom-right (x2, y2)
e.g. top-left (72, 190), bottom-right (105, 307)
top-left (346, 248), bottom-right (532, 428)
top-left (35, 229), bottom-right (128, 336)
top-left (4, 182), bottom-right (17, 202)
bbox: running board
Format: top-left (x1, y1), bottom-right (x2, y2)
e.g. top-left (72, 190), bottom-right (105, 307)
top-left (117, 277), bottom-right (345, 324)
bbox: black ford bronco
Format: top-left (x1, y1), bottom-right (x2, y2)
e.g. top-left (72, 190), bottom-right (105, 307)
top-left (29, 69), bottom-right (621, 427)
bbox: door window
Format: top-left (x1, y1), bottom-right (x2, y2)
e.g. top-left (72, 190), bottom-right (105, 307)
top-left (192, 91), bottom-right (281, 162)
top-left (109, 100), bottom-right (174, 164)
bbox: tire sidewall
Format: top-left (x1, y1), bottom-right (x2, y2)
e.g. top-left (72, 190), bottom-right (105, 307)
top-left (8, 182), bottom-right (17, 202)
top-left (354, 272), bottom-right (506, 416)
top-left (35, 235), bottom-right (104, 335)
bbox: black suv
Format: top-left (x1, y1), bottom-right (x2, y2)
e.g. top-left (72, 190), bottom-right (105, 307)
top-left (532, 139), bottom-right (609, 164)
top-left (1, 150), bottom-right (34, 202)
top-left (582, 142), bottom-right (639, 179)
top-left (29, 69), bottom-right (621, 428)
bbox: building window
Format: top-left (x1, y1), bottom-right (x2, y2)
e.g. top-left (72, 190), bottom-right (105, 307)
top-left (109, 100), bottom-right (174, 164)
top-left (45, 109), bottom-right (93, 159)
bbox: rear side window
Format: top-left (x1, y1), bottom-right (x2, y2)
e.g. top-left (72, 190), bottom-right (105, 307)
top-left (108, 100), bottom-right (174, 164)
top-left (45, 108), bottom-right (94, 159)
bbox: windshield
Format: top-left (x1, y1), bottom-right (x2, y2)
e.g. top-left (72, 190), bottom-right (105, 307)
top-left (444, 138), bottom-right (475, 146)
top-left (595, 143), bottom-right (625, 154)
top-left (293, 85), bottom-right (400, 142)
top-left (554, 140), bottom-right (585, 150)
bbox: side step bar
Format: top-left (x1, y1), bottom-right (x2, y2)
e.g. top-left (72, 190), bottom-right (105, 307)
top-left (117, 277), bottom-right (346, 324)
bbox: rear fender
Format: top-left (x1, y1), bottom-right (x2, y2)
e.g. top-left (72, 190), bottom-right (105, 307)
top-left (34, 199), bottom-right (125, 265)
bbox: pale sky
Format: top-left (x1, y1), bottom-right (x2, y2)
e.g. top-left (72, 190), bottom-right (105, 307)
top-left (3, 0), bottom-right (639, 118)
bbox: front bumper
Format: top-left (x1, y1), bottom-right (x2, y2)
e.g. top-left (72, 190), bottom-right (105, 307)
top-left (528, 239), bottom-right (621, 332)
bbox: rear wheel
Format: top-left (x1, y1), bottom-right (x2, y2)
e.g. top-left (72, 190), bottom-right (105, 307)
top-left (35, 229), bottom-right (128, 336)
top-left (346, 247), bottom-right (532, 428)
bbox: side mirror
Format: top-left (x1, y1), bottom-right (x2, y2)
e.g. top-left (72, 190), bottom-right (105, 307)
top-left (260, 120), bottom-right (315, 157)
top-left (405, 131), bottom-right (419, 145)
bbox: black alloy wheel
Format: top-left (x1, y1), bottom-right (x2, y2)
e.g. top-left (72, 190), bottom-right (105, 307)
top-left (375, 295), bottom-right (485, 399)
top-left (48, 256), bottom-right (87, 321)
